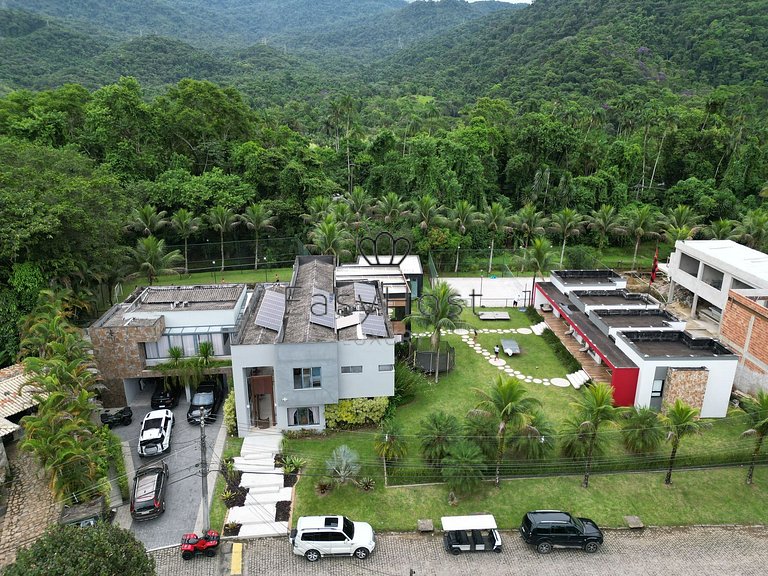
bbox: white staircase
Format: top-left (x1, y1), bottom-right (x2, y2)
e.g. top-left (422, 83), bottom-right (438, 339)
top-left (566, 370), bottom-right (591, 389)
top-left (228, 431), bottom-right (289, 537)
top-left (531, 321), bottom-right (548, 335)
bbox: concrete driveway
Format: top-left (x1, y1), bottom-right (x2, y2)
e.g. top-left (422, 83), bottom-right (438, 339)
top-left (110, 387), bottom-right (226, 550)
top-left (151, 525), bottom-right (768, 576)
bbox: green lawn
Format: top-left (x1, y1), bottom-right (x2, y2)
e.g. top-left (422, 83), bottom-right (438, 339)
top-left (209, 436), bottom-right (244, 532)
top-left (292, 465), bottom-right (768, 531)
top-left (118, 267), bottom-right (294, 297)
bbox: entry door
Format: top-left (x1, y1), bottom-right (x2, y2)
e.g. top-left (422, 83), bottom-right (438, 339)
top-left (650, 379), bottom-right (664, 411)
top-left (249, 375), bottom-right (274, 426)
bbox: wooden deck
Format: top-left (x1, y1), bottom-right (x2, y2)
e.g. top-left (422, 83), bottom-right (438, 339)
top-left (541, 311), bottom-right (613, 384)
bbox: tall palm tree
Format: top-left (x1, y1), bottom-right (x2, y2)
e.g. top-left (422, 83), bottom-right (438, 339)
top-left (521, 236), bottom-right (555, 307)
top-left (419, 411), bottom-right (461, 468)
top-left (375, 192), bottom-right (409, 230)
top-left (550, 207), bottom-right (585, 267)
top-left (374, 419), bottom-right (408, 487)
top-left (307, 214), bottom-right (352, 265)
top-left (509, 409), bottom-right (555, 460)
top-left (449, 200), bottom-right (481, 273)
top-left (570, 381), bottom-right (620, 488)
top-left (620, 406), bottom-right (664, 454)
top-left (405, 280), bottom-right (462, 383)
top-left (483, 202), bottom-right (511, 274)
top-left (588, 204), bottom-right (624, 250)
top-left (622, 204), bottom-right (662, 271)
top-left (410, 193), bottom-right (447, 232)
top-left (126, 204), bottom-right (168, 237)
top-left (739, 391), bottom-right (768, 485)
top-left (239, 203), bottom-right (276, 270)
top-left (513, 203), bottom-right (547, 250)
top-left (171, 208), bottom-right (201, 274)
top-left (124, 236), bottom-right (183, 285)
top-left (345, 186), bottom-right (372, 257)
top-left (301, 196), bottom-right (332, 225)
top-left (530, 166), bottom-right (551, 208)
top-left (207, 206), bottom-right (238, 273)
top-left (661, 399), bottom-right (710, 485)
top-left (470, 375), bottom-right (542, 486)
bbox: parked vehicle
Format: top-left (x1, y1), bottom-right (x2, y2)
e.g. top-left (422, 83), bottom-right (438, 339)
top-left (187, 380), bottom-right (224, 424)
top-left (130, 462), bottom-right (168, 521)
top-left (151, 380), bottom-right (180, 410)
top-left (99, 406), bottom-right (133, 428)
top-left (180, 530), bottom-right (220, 560)
top-left (520, 510), bottom-right (604, 554)
top-left (290, 515), bottom-right (375, 562)
top-left (138, 409), bottom-right (174, 457)
top-left (60, 496), bottom-right (111, 528)
top-left (441, 514), bottom-right (502, 555)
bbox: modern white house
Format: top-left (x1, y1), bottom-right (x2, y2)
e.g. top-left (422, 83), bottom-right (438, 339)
top-left (667, 240), bottom-right (768, 325)
top-left (231, 256), bottom-right (395, 435)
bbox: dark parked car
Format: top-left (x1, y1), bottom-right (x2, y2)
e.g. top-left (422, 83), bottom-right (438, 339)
top-left (520, 510), bottom-right (604, 554)
top-left (151, 380), bottom-right (180, 410)
top-left (130, 462), bottom-right (168, 521)
top-left (99, 406), bottom-right (133, 428)
top-left (187, 380), bottom-right (224, 424)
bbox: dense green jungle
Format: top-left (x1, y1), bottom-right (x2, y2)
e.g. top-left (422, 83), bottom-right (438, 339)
top-left (1, 0), bottom-right (767, 366)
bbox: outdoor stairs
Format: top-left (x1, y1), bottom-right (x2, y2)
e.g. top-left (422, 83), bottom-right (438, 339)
top-left (228, 430), bottom-right (289, 538)
top-left (566, 370), bottom-right (591, 389)
top-left (531, 321), bottom-right (548, 335)
top-left (542, 314), bottom-right (613, 384)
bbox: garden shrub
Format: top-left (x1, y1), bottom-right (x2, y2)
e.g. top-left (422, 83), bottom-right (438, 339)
top-left (540, 328), bottom-right (582, 372)
top-left (324, 397), bottom-right (389, 429)
top-left (223, 391), bottom-right (237, 437)
top-left (392, 360), bottom-right (422, 406)
top-left (524, 306), bottom-right (544, 324)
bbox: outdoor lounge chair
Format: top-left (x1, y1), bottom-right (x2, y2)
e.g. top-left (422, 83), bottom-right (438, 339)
top-left (501, 339), bottom-right (520, 356)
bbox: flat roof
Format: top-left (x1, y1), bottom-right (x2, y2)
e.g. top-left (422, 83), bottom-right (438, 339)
top-left (356, 254), bottom-right (423, 275)
top-left (441, 515), bottom-right (497, 531)
top-left (593, 309), bottom-right (679, 329)
top-left (550, 269), bottom-right (623, 287)
top-left (675, 240), bottom-right (768, 288)
top-left (127, 284), bottom-right (246, 313)
top-left (573, 290), bottom-right (657, 307)
top-left (537, 282), bottom-right (636, 369)
top-left (619, 331), bottom-right (736, 359)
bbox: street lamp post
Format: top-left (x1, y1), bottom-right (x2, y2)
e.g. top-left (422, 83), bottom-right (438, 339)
top-left (212, 261), bottom-right (217, 284)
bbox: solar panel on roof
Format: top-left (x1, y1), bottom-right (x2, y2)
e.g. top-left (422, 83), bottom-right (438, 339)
top-left (254, 290), bottom-right (285, 332)
top-left (361, 314), bottom-right (387, 337)
top-left (310, 289), bottom-right (335, 329)
top-left (354, 282), bottom-right (377, 304)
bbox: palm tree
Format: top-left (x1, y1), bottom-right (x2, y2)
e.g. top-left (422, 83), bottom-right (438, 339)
top-left (588, 204), bottom-right (624, 251)
top-left (410, 193), bottom-right (447, 232)
top-left (239, 203), bottom-right (276, 270)
top-left (307, 214), bottom-right (352, 265)
top-left (739, 391), bottom-right (768, 485)
top-left (622, 204), bottom-right (662, 271)
top-left (521, 236), bottom-right (555, 307)
top-left (702, 218), bottom-right (737, 240)
top-left (126, 204), bottom-right (168, 237)
top-left (441, 441), bottom-right (485, 496)
top-left (483, 202), bottom-right (511, 274)
top-left (375, 192), bottom-right (409, 230)
top-left (570, 382), bottom-right (620, 488)
top-left (449, 200), bottom-right (481, 273)
top-left (470, 375), bottom-right (542, 486)
top-left (374, 419), bottom-right (408, 486)
top-left (513, 203), bottom-right (547, 251)
top-left (405, 280), bottom-right (462, 383)
top-left (345, 186), bottom-right (372, 257)
top-left (737, 209), bottom-right (768, 251)
top-left (661, 399), bottom-right (710, 485)
top-left (550, 207), bottom-right (585, 267)
top-left (530, 166), bottom-right (551, 208)
top-left (301, 196), bottom-right (332, 225)
top-left (171, 208), bottom-right (201, 274)
top-left (207, 206), bottom-right (238, 273)
top-left (419, 411), bottom-right (461, 468)
top-left (509, 409), bottom-right (555, 460)
top-left (620, 407), bottom-right (664, 454)
top-left (124, 236), bottom-right (183, 285)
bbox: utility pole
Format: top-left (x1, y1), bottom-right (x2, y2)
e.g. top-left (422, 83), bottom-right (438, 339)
top-left (199, 408), bottom-right (209, 531)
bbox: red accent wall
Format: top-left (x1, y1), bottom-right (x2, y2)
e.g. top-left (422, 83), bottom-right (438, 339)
top-left (611, 367), bottom-right (639, 406)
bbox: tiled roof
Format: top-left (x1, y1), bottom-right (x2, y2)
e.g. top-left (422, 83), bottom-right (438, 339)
top-left (0, 364), bottom-right (43, 419)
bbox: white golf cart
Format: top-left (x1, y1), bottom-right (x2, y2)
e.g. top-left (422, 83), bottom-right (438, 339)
top-left (441, 514), bottom-right (502, 555)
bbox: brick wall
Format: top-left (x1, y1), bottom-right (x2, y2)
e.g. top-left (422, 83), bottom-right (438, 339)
top-left (664, 367), bottom-right (708, 411)
top-left (721, 291), bottom-right (768, 372)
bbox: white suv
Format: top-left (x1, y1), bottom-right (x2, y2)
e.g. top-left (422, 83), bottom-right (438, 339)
top-left (290, 515), bottom-right (375, 562)
top-left (138, 409), bottom-right (174, 457)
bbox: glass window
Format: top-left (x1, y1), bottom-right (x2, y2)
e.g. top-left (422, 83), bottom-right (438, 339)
top-left (288, 407), bottom-right (319, 426)
top-left (652, 379), bottom-right (664, 398)
top-left (378, 364), bottom-right (394, 372)
top-left (341, 366), bottom-right (363, 374)
top-left (293, 367), bottom-right (321, 389)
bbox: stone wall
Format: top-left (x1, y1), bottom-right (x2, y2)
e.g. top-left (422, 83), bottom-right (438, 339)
top-left (664, 367), bottom-right (708, 411)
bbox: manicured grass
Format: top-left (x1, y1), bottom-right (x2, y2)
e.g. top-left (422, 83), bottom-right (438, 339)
top-left (209, 436), bottom-right (244, 532)
top-left (292, 466), bottom-right (768, 531)
top-left (118, 267), bottom-right (294, 297)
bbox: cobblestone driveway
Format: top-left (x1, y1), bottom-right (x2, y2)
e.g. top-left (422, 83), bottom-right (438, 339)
top-left (152, 525), bottom-right (768, 576)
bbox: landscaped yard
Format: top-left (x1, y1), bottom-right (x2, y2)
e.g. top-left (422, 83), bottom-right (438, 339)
top-left (209, 436), bottom-right (245, 532)
top-left (284, 307), bottom-right (766, 530)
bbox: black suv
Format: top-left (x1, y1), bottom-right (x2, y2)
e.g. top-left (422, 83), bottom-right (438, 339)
top-left (151, 380), bottom-right (180, 410)
top-left (520, 510), bottom-right (603, 554)
top-left (130, 462), bottom-right (168, 521)
top-left (187, 380), bottom-right (224, 424)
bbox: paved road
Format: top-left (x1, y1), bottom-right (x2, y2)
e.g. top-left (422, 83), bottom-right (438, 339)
top-left (111, 388), bottom-right (225, 549)
top-left (151, 525), bottom-right (768, 576)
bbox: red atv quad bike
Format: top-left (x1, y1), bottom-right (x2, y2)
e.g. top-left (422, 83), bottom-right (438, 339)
top-left (180, 530), bottom-right (220, 560)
